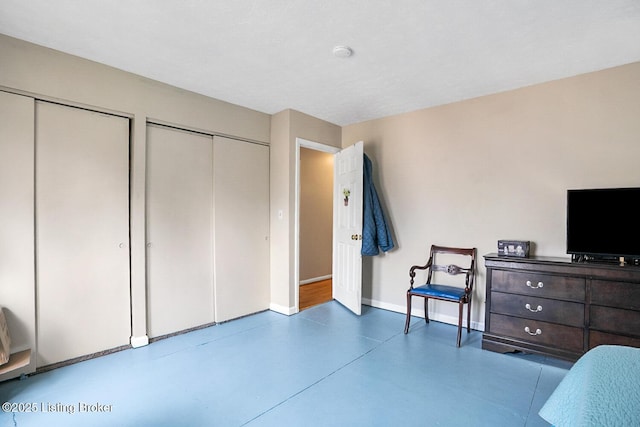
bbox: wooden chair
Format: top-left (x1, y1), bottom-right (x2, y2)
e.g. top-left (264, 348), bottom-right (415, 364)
top-left (404, 245), bottom-right (477, 347)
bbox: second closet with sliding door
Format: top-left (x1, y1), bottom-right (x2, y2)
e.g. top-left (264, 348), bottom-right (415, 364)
top-left (146, 125), bottom-right (269, 338)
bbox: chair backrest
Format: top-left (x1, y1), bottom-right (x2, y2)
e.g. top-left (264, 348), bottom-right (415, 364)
top-left (426, 245), bottom-right (477, 290)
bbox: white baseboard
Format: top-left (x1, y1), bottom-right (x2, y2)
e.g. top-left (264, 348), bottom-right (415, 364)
top-left (300, 275), bottom-right (332, 286)
top-left (363, 298), bottom-right (485, 332)
top-left (130, 335), bottom-right (149, 348)
top-left (269, 303), bottom-right (297, 316)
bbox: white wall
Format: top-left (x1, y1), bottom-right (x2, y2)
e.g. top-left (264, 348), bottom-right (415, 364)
top-left (343, 62), bottom-right (640, 330)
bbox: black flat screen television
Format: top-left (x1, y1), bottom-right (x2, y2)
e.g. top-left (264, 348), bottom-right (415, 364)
top-left (567, 187), bottom-right (640, 261)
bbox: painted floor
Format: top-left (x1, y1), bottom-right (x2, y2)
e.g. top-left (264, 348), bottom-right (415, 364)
top-left (0, 301), bottom-right (570, 426)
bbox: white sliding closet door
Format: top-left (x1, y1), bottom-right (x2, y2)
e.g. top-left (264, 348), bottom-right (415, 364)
top-left (146, 125), bottom-right (214, 338)
top-left (36, 101), bottom-right (131, 367)
top-left (214, 136), bottom-right (269, 322)
top-left (0, 92), bottom-right (35, 379)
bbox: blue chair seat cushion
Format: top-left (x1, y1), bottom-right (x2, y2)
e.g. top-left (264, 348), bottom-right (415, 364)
top-left (410, 284), bottom-right (466, 301)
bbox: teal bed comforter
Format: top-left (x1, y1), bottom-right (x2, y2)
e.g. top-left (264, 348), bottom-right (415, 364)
top-left (539, 345), bottom-right (640, 426)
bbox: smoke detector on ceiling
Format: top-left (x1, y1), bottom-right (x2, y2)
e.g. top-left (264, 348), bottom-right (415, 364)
top-left (333, 46), bottom-right (353, 58)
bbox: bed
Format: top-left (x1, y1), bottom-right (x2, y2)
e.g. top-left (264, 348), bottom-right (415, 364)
top-left (539, 345), bottom-right (640, 426)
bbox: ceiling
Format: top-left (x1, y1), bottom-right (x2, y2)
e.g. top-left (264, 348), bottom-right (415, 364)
top-left (1, 1), bottom-right (640, 126)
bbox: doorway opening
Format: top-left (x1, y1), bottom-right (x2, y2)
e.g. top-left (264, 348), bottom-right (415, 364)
top-left (295, 138), bottom-right (339, 312)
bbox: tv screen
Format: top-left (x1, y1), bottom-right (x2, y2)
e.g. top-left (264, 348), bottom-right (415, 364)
top-left (567, 187), bottom-right (640, 259)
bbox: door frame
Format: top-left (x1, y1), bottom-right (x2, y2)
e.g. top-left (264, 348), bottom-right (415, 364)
top-left (294, 137), bottom-right (340, 312)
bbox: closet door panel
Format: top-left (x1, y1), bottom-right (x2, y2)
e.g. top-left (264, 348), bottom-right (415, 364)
top-left (35, 102), bottom-right (130, 367)
top-left (0, 92), bottom-right (36, 378)
top-left (214, 136), bottom-right (269, 322)
top-left (146, 125), bottom-right (214, 338)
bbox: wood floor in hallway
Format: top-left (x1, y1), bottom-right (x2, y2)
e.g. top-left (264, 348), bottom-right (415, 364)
top-left (299, 278), bottom-right (332, 310)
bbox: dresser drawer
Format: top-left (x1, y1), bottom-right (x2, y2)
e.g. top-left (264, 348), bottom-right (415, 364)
top-left (489, 313), bottom-right (584, 353)
top-left (590, 305), bottom-right (640, 337)
top-left (589, 330), bottom-right (640, 350)
top-left (490, 292), bottom-right (584, 327)
top-left (590, 280), bottom-right (640, 310)
top-left (491, 270), bottom-right (585, 301)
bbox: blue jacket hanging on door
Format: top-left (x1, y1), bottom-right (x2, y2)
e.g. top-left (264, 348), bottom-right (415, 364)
top-left (362, 154), bottom-right (394, 256)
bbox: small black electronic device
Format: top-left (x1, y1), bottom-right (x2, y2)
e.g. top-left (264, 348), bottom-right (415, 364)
top-left (498, 240), bottom-right (530, 257)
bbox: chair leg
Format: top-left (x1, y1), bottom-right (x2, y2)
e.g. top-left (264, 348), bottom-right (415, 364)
top-left (457, 302), bottom-right (463, 347)
top-left (424, 297), bottom-right (430, 323)
top-left (467, 300), bottom-right (471, 333)
top-left (404, 292), bottom-right (412, 334)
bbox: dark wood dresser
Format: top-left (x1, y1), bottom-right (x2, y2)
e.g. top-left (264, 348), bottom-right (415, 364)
top-left (483, 253), bottom-right (640, 361)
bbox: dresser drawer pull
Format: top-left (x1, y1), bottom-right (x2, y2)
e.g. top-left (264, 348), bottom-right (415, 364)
top-left (526, 280), bottom-right (544, 289)
top-left (525, 303), bottom-right (543, 313)
top-left (524, 326), bottom-right (542, 336)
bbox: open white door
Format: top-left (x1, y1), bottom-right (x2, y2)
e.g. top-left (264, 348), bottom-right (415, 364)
top-left (332, 141), bottom-right (364, 315)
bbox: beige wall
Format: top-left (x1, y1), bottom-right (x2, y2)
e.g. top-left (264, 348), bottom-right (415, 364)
top-left (0, 35), bottom-right (270, 142)
top-left (0, 34), bottom-right (270, 355)
top-left (343, 62), bottom-right (640, 329)
top-left (269, 110), bottom-right (341, 313)
top-left (299, 148), bottom-right (334, 282)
